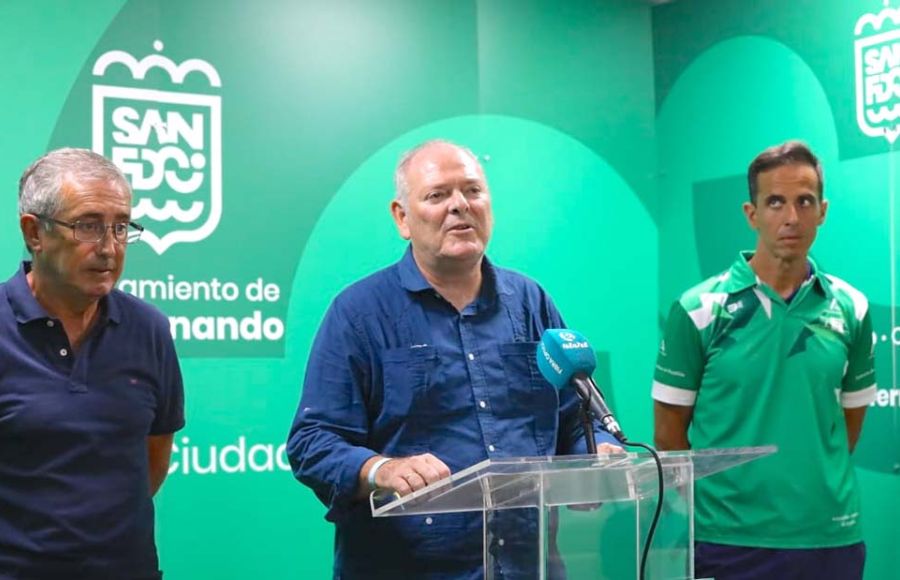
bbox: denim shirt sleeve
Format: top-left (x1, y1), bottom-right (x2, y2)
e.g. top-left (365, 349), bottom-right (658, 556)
top-left (286, 297), bottom-right (377, 523)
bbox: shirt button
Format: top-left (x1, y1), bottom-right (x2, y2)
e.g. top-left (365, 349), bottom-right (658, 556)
top-left (498, 538), bottom-right (505, 547)
top-left (468, 353), bottom-right (475, 361)
top-left (425, 517), bottom-right (433, 525)
top-left (488, 444), bottom-right (495, 452)
top-left (479, 400), bottom-right (487, 409)
top-left (59, 348), bottom-right (68, 357)
top-left (46, 320), bottom-right (55, 327)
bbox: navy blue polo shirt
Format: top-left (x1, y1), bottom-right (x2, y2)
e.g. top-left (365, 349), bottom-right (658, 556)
top-left (0, 262), bottom-right (185, 578)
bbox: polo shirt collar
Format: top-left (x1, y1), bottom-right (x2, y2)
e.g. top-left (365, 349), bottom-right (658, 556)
top-left (808, 256), bottom-right (831, 297)
top-left (105, 288), bottom-right (122, 324)
top-left (7, 261), bottom-right (120, 325)
top-left (723, 251), bottom-right (827, 296)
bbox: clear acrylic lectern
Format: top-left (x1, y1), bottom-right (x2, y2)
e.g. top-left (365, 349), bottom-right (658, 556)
top-left (371, 447), bottom-right (776, 579)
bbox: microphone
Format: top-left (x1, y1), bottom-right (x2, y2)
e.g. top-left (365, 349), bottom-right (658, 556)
top-left (536, 329), bottom-right (627, 443)
top-left (538, 330), bottom-right (665, 580)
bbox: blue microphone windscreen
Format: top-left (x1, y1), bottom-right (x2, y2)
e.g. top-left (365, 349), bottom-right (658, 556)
top-left (536, 329), bottom-right (597, 390)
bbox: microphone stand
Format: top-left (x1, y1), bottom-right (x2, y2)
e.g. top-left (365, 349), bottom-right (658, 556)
top-left (579, 397), bottom-right (597, 455)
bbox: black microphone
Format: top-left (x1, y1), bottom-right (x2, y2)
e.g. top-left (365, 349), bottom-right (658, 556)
top-left (536, 329), bottom-right (627, 443)
top-left (538, 330), bottom-right (662, 580)
top-left (570, 372), bottom-right (626, 443)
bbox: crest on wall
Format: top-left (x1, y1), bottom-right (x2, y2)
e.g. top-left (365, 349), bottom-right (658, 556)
top-left (855, 3), bottom-right (900, 143)
top-left (92, 41), bottom-right (222, 254)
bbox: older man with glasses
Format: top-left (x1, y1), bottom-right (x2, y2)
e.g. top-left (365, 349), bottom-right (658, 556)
top-left (0, 148), bottom-right (184, 580)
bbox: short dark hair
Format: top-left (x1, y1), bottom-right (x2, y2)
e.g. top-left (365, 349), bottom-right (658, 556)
top-left (747, 140), bottom-right (823, 204)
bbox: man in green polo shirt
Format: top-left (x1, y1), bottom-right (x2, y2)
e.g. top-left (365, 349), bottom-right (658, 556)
top-left (652, 141), bottom-right (876, 580)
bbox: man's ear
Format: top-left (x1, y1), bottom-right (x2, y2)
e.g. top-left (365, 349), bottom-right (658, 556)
top-left (390, 200), bottom-right (411, 240)
top-left (742, 201), bottom-right (758, 230)
top-left (818, 199), bottom-right (828, 226)
top-left (20, 214), bottom-right (42, 253)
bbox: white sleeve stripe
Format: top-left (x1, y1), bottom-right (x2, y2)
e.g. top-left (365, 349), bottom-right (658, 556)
top-left (652, 381), bottom-right (697, 406)
top-left (842, 385), bottom-right (877, 408)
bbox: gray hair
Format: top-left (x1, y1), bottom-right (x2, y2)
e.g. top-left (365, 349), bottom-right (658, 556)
top-left (393, 139), bottom-right (481, 208)
top-left (18, 147), bottom-right (132, 217)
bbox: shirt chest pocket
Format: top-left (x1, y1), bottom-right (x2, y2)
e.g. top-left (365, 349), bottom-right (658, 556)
top-left (491, 342), bottom-right (558, 422)
top-left (381, 346), bottom-right (476, 419)
top-left (380, 346), bottom-right (447, 416)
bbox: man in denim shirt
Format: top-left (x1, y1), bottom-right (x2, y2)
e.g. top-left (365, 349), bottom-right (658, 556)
top-left (287, 140), bottom-right (618, 578)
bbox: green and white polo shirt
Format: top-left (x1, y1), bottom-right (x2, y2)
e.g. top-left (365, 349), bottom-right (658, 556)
top-left (653, 252), bottom-right (876, 548)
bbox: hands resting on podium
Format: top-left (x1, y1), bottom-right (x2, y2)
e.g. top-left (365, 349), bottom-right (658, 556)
top-left (362, 444), bottom-right (623, 499)
top-left (360, 453), bottom-right (451, 498)
top-left (595, 443), bottom-right (624, 455)
top-left (376, 453), bottom-right (451, 496)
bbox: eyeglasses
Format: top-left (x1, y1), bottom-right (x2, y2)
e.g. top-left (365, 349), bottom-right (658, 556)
top-left (35, 215), bottom-right (144, 244)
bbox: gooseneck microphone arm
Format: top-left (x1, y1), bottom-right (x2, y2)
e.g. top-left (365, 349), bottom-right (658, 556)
top-left (571, 373), bottom-right (626, 443)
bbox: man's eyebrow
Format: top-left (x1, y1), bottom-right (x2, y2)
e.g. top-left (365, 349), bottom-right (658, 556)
top-left (70, 211), bottom-right (131, 220)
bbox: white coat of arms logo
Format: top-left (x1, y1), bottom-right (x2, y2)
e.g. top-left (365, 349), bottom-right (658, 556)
top-left (856, 3), bottom-right (900, 143)
top-left (92, 41), bottom-right (222, 254)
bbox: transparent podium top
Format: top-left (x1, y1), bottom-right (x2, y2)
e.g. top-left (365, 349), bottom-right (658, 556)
top-left (372, 446), bottom-right (776, 517)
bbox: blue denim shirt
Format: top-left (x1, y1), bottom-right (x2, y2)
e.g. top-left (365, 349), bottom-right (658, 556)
top-left (287, 248), bottom-right (614, 579)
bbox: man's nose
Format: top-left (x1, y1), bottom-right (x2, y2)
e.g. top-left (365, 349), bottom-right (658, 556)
top-left (95, 228), bottom-right (118, 255)
top-left (784, 203), bottom-right (799, 225)
top-left (448, 189), bottom-right (470, 213)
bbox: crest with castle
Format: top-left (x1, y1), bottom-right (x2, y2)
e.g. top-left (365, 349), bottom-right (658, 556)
top-left (856, 2), bottom-right (900, 144)
top-left (90, 41), bottom-right (223, 255)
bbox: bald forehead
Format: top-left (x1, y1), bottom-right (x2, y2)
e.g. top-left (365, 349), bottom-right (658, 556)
top-left (405, 143), bottom-right (484, 179)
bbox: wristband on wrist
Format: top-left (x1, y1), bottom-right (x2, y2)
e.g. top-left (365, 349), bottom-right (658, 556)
top-left (367, 457), bottom-right (392, 491)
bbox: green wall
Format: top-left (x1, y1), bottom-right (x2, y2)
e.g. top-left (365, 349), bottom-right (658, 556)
top-left (0, 0), bottom-right (895, 578)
